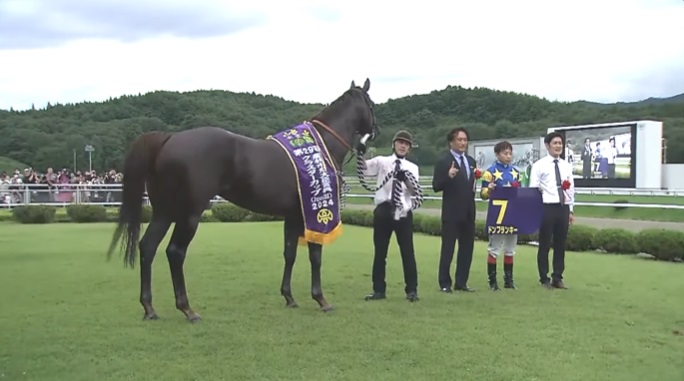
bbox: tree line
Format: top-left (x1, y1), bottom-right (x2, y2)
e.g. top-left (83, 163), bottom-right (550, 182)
top-left (1, 85), bottom-right (682, 172)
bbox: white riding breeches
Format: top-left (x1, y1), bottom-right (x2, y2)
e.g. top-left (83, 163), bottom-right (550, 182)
top-left (487, 234), bottom-right (518, 257)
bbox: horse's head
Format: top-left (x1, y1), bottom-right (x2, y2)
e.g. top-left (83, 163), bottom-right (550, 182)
top-left (348, 78), bottom-right (379, 144)
top-left (310, 78), bottom-right (379, 155)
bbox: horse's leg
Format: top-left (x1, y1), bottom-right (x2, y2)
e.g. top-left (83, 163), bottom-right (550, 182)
top-left (166, 212), bottom-right (202, 322)
top-left (280, 217), bottom-right (300, 308)
top-left (308, 242), bottom-right (333, 312)
top-left (138, 214), bottom-right (172, 320)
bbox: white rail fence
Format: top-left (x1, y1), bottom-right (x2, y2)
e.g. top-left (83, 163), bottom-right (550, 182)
top-left (345, 177), bottom-right (684, 197)
top-left (1, 182), bottom-right (684, 210)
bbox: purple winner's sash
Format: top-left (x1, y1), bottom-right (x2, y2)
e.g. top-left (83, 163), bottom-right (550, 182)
top-left (267, 122), bottom-right (342, 245)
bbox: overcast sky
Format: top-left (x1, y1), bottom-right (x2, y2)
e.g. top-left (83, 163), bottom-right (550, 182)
top-left (1, 0), bottom-right (683, 111)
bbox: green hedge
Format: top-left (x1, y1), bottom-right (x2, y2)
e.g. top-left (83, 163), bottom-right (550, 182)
top-left (3, 204), bottom-right (684, 262)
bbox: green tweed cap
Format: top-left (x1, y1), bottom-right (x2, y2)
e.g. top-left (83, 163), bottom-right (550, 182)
top-left (392, 130), bottom-right (413, 146)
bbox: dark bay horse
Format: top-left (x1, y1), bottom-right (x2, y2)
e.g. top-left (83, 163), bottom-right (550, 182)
top-left (107, 79), bottom-right (378, 322)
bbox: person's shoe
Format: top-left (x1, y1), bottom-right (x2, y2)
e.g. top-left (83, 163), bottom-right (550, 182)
top-left (364, 292), bottom-right (386, 301)
top-left (439, 287), bottom-right (452, 293)
top-left (503, 263), bottom-right (516, 289)
top-left (454, 285), bottom-right (475, 292)
top-left (551, 280), bottom-right (568, 289)
top-left (504, 279), bottom-right (516, 289)
top-left (541, 281), bottom-right (553, 290)
top-left (406, 292), bottom-right (419, 302)
top-left (488, 263), bottom-right (499, 291)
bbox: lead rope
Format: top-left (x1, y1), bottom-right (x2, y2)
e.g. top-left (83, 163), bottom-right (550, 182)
top-left (338, 174), bottom-right (350, 211)
top-left (355, 151), bottom-right (424, 211)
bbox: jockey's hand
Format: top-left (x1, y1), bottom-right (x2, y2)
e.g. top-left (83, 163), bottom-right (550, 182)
top-left (356, 141), bottom-right (367, 156)
top-left (395, 170), bottom-right (406, 182)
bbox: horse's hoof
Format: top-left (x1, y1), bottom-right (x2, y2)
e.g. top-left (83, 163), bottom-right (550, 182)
top-left (143, 312), bottom-right (159, 320)
top-left (320, 305), bottom-right (334, 313)
top-left (286, 302), bottom-right (299, 308)
top-left (187, 314), bottom-right (202, 323)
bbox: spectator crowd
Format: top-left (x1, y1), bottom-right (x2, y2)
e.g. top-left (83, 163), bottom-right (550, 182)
top-left (0, 167), bottom-right (123, 206)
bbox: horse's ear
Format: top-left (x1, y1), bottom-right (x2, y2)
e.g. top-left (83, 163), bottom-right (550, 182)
top-left (362, 78), bottom-right (370, 92)
top-left (350, 80), bottom-right (356, 89)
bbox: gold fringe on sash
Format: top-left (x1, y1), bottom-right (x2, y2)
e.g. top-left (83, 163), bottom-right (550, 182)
top-left (298, 222), bottom-right (343, 246)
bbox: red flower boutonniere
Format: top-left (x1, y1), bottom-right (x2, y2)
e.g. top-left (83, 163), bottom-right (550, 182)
top-left (471, 168), bottom-right (482, 192)
top-left (562, 179), bottom-right (571, 191)
top-left (561, 179), bottom-right (572, 203)
top-left (511, 180), bottom-right (520, 188)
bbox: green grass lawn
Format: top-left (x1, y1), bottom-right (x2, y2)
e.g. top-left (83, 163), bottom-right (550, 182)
top-left (1, 222), bottom-right (682, 380)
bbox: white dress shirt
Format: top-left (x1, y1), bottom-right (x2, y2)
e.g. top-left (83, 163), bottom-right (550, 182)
top-left (606, 146), bottom-right (617, 164)
top-left (529, 154), bottom-right (575, 213)
top-left (363, 154), bottom-right (420, 217)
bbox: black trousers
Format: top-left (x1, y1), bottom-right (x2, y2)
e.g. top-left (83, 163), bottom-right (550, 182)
top-left (438, 218), bottom-right (475, 289)
top-left (582, 162), bottom-right (592, 179)
top-left (371, 202), bottom-right (417, 294)
top-left (537, 204), bottom-right (570, 284)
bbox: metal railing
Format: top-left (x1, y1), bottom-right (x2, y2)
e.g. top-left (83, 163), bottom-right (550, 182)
top-left (1, 182), bottom-right (683, 210)
top-left (0, 183), bottom-right (124, 207)
top-left (342, 194), bottom-right (684, 210)
top-left (343, 177), bottom-right (684, 197)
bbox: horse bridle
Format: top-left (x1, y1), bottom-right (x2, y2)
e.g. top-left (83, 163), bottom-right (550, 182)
top-left (310, 88), bottom-right (379, 163)
top-left (310, 119), bottom-right (353, 152)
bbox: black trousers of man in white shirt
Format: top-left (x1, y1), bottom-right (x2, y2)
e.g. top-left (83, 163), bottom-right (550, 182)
top-left (537, 203), bottom-right (570, 285)
top-left (532, 134), bottom-right (573, 290)
top-left (369, 201), bottom-right (418, 297)
top-left (363, 131), bottom-right (419, 302)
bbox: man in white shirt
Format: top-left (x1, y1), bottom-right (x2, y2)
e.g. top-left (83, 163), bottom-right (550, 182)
top-left (529, 132), bottom-right (575, 290)
top-left (360, 130), bottom-right (422, 302)
top-left (565, 142), bottom-right (574, 164)
top-left (606, 137), bottom-right (618, 178)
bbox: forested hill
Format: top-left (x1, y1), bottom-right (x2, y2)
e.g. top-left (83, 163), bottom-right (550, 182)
top-left (1, 85), bottom-right (683, 172)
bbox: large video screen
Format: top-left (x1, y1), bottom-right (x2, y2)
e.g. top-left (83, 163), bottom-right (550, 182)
top-left (559, 123), bottom-right (636, 188)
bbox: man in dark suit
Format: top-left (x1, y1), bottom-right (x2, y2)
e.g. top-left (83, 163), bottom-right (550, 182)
top-left (432, 127), bottom-right (477, 293)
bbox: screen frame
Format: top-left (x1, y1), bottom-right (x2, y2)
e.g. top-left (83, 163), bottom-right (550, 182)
top-left (555, 123), bottom-right (637, 188)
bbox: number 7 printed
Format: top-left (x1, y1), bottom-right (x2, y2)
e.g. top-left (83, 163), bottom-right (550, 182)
top-left (492, 199), bottom-right (508, 224)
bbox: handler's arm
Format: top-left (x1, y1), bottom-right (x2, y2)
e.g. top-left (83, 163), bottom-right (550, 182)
top-left (362, 157), bottom-right (382, 177)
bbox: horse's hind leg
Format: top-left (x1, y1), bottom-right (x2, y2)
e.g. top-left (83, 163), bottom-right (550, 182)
top-left (138, 215), bottom-right (172, 320)
top-left (308, 243), bottom-right (333, 312)
top-left (280, 217), bottom-right (300, 308)
top-left (166, 213), bottom-right (202, 322)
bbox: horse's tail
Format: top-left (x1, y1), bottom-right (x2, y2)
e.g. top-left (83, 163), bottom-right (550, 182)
top-left (107, 131), bottom-right (171, 268)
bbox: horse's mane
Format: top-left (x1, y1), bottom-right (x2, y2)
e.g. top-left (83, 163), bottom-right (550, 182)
top-left (310, 87), bottom-right (363, 123)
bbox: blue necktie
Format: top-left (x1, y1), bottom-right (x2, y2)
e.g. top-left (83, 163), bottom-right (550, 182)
top-left (459, 155), bottom-right (468, 178)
